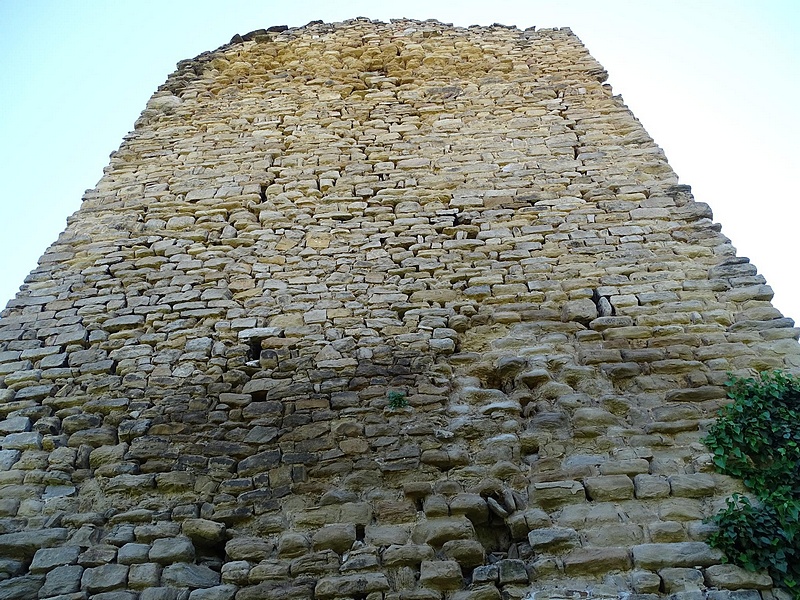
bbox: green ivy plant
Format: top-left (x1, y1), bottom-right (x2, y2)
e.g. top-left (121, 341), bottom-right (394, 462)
top-left (703, 370), bottom-right (800, 595)
top-left (386, 390), bottom-right (409, 410)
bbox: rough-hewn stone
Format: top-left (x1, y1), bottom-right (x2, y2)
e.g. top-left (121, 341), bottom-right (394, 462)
top-left (0, 16), bottom-right (797, 600)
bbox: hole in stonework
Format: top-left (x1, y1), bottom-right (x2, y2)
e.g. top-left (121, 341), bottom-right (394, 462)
top-left (248, 338), bottom-right (261, 361)
top-left (259, 184), bottom-right (267, 203)
top-left (474, 514), bottom-right (513, 557)
top-left (355, 524), bottom-right (366, 542)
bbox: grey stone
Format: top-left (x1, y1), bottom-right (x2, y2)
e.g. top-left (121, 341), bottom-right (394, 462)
top-left (225, 536), bottom-right (274, 561)
top-left (117, 543), bottom-right (151, 565)
top-left (140, 588), bottom-right (181, 600)
top-left (0, 575), bottom-right (45, 600)
top-left (80, 564), bottom-right (128, 593)
top-left (411, 517), bottom-right (476, 546)
top-left (182, 519), bottom-right (225, 544)
top-left (188, 586), bottom-right (237, 600)
top-left (472, 564), bottom-right (499, 584)
top-left (704, 564), bottom-right (772, 590)
top-left (220, 560), bottom-right (250, 585)
top-left (381, 544), bottom-right (435, 566)
top-left (29, 546), bottom-right (81, 572)
top-left (527, 527), bottom-right (580, 552)
top-left (39, 564), bottom-right (83, 597)
top-left (419, 560), bottom-right (462, 590)
top-left (314, 573), bottom-right (390, 598)
top-left (498, 559), bottom-right (529, 584)
top-left (441, 539), bottom-right (484, 568)
top-left (2, 432), bottom-right (42, 450)
top-left (149, 536), bottom-right (195, 564)
top-left (0, 417), bottom-right (30, 434)
top-left (0, 450), bottom-right (20, 471)
top-left (161, 563), bottom-right (220, 589)
top-left (659, 567), bottom-right (705, 592)
top-left (632, 542), bottom-right (723, 569)
top-left (128, 563), bottom-right (160, 589)
top-left (311, 523), bottom-right (356, 554)
top-left (0, 528), bottom-right (68, 558)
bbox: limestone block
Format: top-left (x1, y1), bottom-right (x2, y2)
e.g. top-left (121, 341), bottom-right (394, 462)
top-left (451, 585), bottom-right (502, 600)
top-left (289, 549), bottom-right (341, 577)
top-left (221, 560), bottom-right (251, 585)
top-left (160, 563), bottom-right (220, 589)
top-left (703, 564), bottom-right (772, 590)
top-left (632, 569), bottom-right (662, 593)
top-left (659, 567), bottom-right (705, 593)
top-left (149, 537), bottom-right (196, 564)
top-left (562, 299), bottom-right (597, 325)
top-left (277, 533), bottom-right (310, 558)
top-left (127, 563), bottom-right (161, 590)
top-left (189, 585), bottom-right (238, 600)
top-left (29, 545), bottom-right (80, 572)
top-left (412, 517), bottom-right (476, 546)
top-left (527, 527), bottom-right (580, 552)
top-left (448, 493), bottom-right (488, 523)
top-left (529, 480), bottom-right (586, 509)
top-left (39, 564), bottom-right (83, 597)
top-left (140, 588), bottom-right (182, 600)
top-left (78, 544), bottom-right (118, 567)
top-left (382, 544), bottom-right (435, 567)
top-left (441, 539), bottom-right (484, 568)
top-left (225, 536), bottom-right (274, 561)
top-left (668, 474), bottom-right (716, 498)
top-left (497, 559), bottom-right (529, 584)
top-left (311, 523), bottom-right (356, 554)
top-left (563, 548), bottom-right (631, 575)
top-left (314, 573), bottom-right (390, 598)
top-left (583, 475), bottom-right (634, 501)
top-left (634, 474), bottom-right (670, 499)
top-left (364, 525), bottom-right (409, 547)
top-left (0, 576), bottom-right (45, 600)
top-left (81, 564), bottom-right (129, 593)
top-left (117, 543), bottom-right (151, 565)
top-left (419, 560), bottom-right (463, 590)
top-left (632, 542), bottom-right (723, 569)
top-left (0, 528), bottom-right (68, 558)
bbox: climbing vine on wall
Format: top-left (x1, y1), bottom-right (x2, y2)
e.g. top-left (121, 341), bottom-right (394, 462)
top-left (704, 370), bottom-right (800, 595)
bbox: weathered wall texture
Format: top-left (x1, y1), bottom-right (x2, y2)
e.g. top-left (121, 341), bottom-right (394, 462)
top-left (0, 17), bottom-right (797, 600)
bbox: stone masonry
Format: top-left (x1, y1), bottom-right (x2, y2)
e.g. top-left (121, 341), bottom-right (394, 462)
top-left (0, 17), bottom-right (798, 600)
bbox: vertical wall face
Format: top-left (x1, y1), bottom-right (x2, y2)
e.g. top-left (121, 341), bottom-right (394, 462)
top-left (0, 18), bottom-right (797, 600)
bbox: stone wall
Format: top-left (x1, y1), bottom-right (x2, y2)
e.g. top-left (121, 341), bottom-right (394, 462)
top-left (0, 17), bottom-right (797, 600)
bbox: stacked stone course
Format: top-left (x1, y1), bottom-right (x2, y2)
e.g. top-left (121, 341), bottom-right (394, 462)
top-left (0, 17), bottom-right (797, 600)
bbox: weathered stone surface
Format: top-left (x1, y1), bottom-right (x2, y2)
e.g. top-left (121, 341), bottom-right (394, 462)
top-left (160, 563), bottom-right (220, 589)
top-left (314, 573), bottom-right (389, 598)
top-left (563, 548), bottom-right (631, 574)
top-left (182, 519), bottom-right (226, 544)
top-left (0, 528), bottom-right (68, 558)
top-left (419, 560), bottom-right (463, 590)
top-left (0, 575), bottom-right (45, 600)
top-left (39, 565), bottom-right (84, 597)
top-left (81, 564), bottom-right (129, 593)
top-left (0, 17), bottom-right (796, 600)
top-left (632, 543), bottom-right (723, 569)
top-left (29, 546), bottom-right (81, 572)
top-left (188, 585), bottom-right (238, 600)
top-left (583, 475), bottom-right (634, 501)
top-left (704, 564), bottom-right (772, 590)
top-left (225, 536), bottom-right (273, 561)
top-left (412, 517), bottom-right (476, 546)
top-left (659, 567), bottom-right (705, 593)
top-left (149, 536), bottom-right (195, 564)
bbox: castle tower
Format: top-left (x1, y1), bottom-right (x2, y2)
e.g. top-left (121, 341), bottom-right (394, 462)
top-left (0, 19), bottom-right (796, 600)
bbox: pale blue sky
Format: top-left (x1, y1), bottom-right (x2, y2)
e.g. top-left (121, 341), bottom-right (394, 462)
top-left (1, 1), bottom-right (798, 319)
